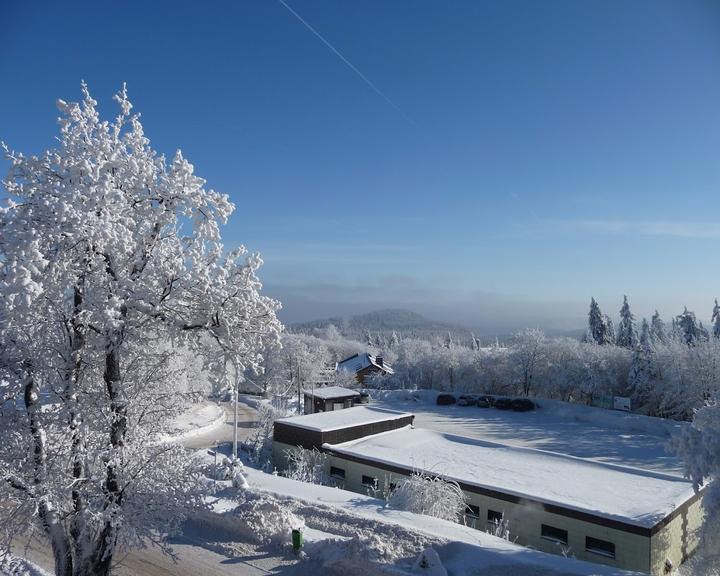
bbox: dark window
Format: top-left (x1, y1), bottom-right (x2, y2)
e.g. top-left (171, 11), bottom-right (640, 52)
top-left (541, 524), bottom-right (568, 545)
top-left (487, 509), bottom-right (503, 531)
top-left (487, 509), bottom-right (503, 524)
top-left (464, 505), bottom-right (480, 529)
top-left (388, 482), bottom-right (397, 493)
top-left (586, 537), bottom-right (615, 559)
top-left (362, 475), bottom-right (377, 488)
top-left (330, 466), bottom-right (345, 480)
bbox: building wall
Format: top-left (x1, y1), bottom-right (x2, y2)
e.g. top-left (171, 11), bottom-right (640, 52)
top-left (273, 440), bottom-right (704, 575)
top-left (650, 492), bottom-right (705, 575)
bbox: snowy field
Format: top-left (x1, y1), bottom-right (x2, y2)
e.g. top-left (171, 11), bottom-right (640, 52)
top-left (199, 452), bottom-right (642, 576)
top-left (370, 390), bottom-right (687, 476)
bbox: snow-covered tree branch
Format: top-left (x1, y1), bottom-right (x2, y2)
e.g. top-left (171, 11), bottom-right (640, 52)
top-left (0, 84), bottom-right (282, 576)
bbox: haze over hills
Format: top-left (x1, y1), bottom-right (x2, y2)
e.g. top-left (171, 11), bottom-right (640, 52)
top-left (290, 308), bottom-right (474, 340)
top-left (290, 308), bottom-right (589, 343)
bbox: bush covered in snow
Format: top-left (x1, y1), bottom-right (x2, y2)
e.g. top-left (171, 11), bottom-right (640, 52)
top-left (230, 493), bottom-right (305, 548)
top-left (388, 472), bottom-right (466, 523)
top-left (284, 446), bottom-right (329, 485)
top-left (246, 404), bottom-right (281, 471)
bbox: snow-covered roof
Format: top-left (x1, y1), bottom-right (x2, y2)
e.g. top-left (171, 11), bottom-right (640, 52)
top-left (275, 405), bottom-right (413, 433)
top-left (302, 386), bottom-right (361, 400)
top-left (337, 352), bottom-right (394, 375)
top-left (326, 426), bottom-right (697, 528)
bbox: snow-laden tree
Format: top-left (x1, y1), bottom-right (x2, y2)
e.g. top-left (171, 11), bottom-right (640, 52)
top-left (510, 328), bottom-right (546, 397)
top-left (650, 310), bottom-right (667, 346)
top-left (0, 85), bottom-right (282, 576)
top-left (587, 298), bottom-right (613, 345)
top-left (616, 295), bottom-right (638, 349)
top-left (712, 300), bottom-right (720, 339)
top-left (628, 319), bottom-right (659, 412)
top-left (677, 307), bottom-right (707, 346)
top-left (672, 399), bottom-right (720, 562)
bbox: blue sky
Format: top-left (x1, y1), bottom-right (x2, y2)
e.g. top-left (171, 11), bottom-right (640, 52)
top-left (3, 1), bottom-right (720, 332)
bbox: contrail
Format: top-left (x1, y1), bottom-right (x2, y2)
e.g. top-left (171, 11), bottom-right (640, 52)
top-left (277, 0), bottom-right (416, 127)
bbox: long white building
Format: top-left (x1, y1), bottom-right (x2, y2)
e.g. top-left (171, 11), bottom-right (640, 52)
top-left (273, 406), bottom-right (706, 575)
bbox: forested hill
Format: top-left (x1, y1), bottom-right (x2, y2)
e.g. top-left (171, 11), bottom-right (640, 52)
top-left (290, 309), bottom-right (474, 341)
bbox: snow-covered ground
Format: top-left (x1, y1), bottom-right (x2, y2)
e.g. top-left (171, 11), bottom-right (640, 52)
top-left (0, 554), bottom-right (50, 576)
top-left (200, 458), bottom-right (642, 576)
top-left (160, 401), bottom-right (226, 443)
top-left (370, 389), bottom-right (687, 476)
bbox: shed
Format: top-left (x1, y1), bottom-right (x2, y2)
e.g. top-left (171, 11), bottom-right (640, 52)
top-left (303, 386), bottom-right (361, 414)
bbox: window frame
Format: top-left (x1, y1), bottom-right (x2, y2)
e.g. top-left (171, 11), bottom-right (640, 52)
top-left (585, 536), bottom-right (616, 559)
top-left (361, 474), bottom-right (378, 489)
top-left (329, 466), bottom-right (346, 480)
top-left (540, 524), bottom-right (568, 545)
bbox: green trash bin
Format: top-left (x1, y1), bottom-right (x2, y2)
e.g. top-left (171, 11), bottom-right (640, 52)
top-left (291, 528), bottom-right (303, 551)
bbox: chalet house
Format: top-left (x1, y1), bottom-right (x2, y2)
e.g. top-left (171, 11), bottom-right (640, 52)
top-left (337, 352), bottom-right (394, 384)
top-left (303, 386), bottom-right (361, 414)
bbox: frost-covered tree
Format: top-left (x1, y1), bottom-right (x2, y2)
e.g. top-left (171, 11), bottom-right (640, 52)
top-left (628, 319), bottom-right (658, 411)
top-left (511, 328), bottom-right (546, 397)
top-left (587, 298), bottom-right (613, 345)
top-left (650, 310), bottom-right (667, 346)
top-left (616, 295), bottom-right (638, 349)
top-left (672, 399), bottom-right (720, 562)
top-left (677, 307), bottom-right (707, 346)
top-left (0, 85), bottom-right (282, 576)
top-left (604, 314), bottom-right (616, 345)
top-left (713, 300), bottom-right (720, 339)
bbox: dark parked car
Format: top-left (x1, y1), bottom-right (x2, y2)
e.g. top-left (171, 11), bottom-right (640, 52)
top-left (493, 397), bottom-right (513, 410)
top-left (476, 397), bottom-right (492, 408)
top-left (436, 393), bottom-right (457, 405)
top-left (511, 398), bottom-right (536, 412)
top-left (457, 395), bottom-right (477, 406)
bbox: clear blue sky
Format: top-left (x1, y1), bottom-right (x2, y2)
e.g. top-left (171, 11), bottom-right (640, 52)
top-left (3, 1), bottom-right (720, 332)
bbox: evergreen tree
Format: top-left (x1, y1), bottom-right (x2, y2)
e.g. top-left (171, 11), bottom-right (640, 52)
top-left (639, 318), bottom-right (652, 348)
top-left (616, 295), bottom-right (639, 349)
top-left (712, 300), bottom-right (720, 339)
top-left (677, 307), bottom-right (707, 346)
top-left (588, 298), bottom-right (614, 345)
top-left (650, 310), bottom-right (667, 346)
top-left (389, 330), bottom-right (400, 349)
top-left (604, 314), bottom-right (616, 345)
top-left (628, 320), bottom-right (657, 410)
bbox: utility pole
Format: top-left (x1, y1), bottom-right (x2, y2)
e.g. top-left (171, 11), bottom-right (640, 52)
top-left (233, 375), bottom-right (238, 460)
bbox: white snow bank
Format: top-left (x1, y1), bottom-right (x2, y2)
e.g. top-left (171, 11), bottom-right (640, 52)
top-left (160, 401), bottom-right (225, 442)
top-left (237, 466), bottom-right (639, 576)
top-left (0, 554), bottom-right (51, 576)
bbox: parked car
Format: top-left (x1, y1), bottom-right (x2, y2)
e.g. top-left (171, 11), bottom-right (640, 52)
top-left (493, 397), bottom-right (513, 410)
top-left (359, 392), bottom-right (370, 404)
top-left (511, 398), bottom-right (536, 412)
top-left (476, 396), bottom-right (492, 408)
top-left (436, 393), bottom-right (457, 405)
top-left (457, 395), bottom-right (477, 406)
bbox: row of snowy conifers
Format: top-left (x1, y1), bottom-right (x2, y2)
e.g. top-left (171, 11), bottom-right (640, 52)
top-left (585, 295), bottom-right (719, 348)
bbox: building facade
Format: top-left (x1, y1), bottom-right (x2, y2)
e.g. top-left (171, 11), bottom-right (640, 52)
top-left (273, 408), bottom-right (705, 575)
